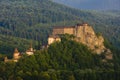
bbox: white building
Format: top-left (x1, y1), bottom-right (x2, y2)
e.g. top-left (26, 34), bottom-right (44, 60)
top-left (26, 44), bottom-right (34, 55)
top-left (48, 35), bottom-right (61, 45)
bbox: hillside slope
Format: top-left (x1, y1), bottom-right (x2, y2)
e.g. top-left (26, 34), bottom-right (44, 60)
top-left (0, 36), bottom-right (115, 80)
top-left (0, 0), bottom-right (120, 54)
top-left (0, 34), bottom-right (35, 54)
top-left (53, 0), bottom-right (120, 10)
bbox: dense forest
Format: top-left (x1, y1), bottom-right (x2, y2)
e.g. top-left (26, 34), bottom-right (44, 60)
top-left (0, 34), bottom-right (120, 80)
top-left (0, 34), bottom-right (39, 57)
top-left (0, 0), bottom-right (120, 79)
top-left (0, 0), bottom-right (119, 54)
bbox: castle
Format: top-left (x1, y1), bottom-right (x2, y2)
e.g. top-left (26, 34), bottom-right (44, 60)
top-left (48, 23), bottom-right (112, 59)
top-left (48, 23), bottom-right (104, 51)
top-left (4, 44), bottom-right (34, 62)
top-left (4, 23), bottom-right (112, 62)
top-left (26, 43), bottom-right (34, 55)
top-left (48, 23), bottom-right (88, 45)
top-left (4, 48), bottom-right (21, 62)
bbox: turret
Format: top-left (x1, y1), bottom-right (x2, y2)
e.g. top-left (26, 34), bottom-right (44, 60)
top-left (4, 56), bottom-right (8, 62)
top-left (13, 48), bottom-right (20, 60)
top-left (26, 43), bottom-right (34, 55)
top-left (29, 42), bottom-right (33, 51)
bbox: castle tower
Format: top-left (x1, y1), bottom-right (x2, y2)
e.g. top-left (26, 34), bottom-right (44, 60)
top-left (48, 35), bottom-right (61, 45)
top-left (29, 42), bottom-right (33, 51)
top-left (13, 48), bottom-right (20, 60)
top-left (4, 56), bottom-right (8, 62)
top-left (26, 43), bottom-right (34, 55)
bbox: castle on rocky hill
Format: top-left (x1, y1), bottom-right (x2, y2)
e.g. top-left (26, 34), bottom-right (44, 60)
top-left (48, 23), bottom-right (89, 45)
top-left (48, 23), bottom-right (112, 60)
top-left (4, 23), bottom-right (112, 62)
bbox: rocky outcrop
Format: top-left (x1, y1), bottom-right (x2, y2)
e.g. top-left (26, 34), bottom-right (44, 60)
top-left (75, 24), bottom-right (112, 59)
top-left (51, 23), bottom-right (113, 60)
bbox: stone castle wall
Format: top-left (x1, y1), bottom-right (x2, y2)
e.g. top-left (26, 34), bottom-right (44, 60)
top-left (52, 28), bottom-right (64, 35)
top-left (64, 27), bottom-right (75, 35)
top-left (50, 24), bottom-right (112, 59)
top-left (52, 26), bottom-right (75, 35)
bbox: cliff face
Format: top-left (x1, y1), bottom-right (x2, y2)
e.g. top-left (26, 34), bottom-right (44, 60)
top-left (75, 24), bottom-right (112, 59)
top-left (76, 24), bottom-right (104, 54)
top-left (50, 23), bottom-right (112, 59)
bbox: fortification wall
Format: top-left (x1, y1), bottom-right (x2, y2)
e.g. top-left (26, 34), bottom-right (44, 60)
top-left (52, 25), bottom-right (106, 54)
top-left (52, 26), bottom-right (75, 35)
top-left (64, 27), bottom-right (74, 35)
top-left (50, 24), bottom-right (112, 59)
top-left (52, 28), bottom-right (64, 35)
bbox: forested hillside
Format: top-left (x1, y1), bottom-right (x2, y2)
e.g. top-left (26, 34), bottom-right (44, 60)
top-left (1, 35), bottom-right (119, 80)
top-left (0, 0), bottom-right (120, 54)
top-left (53, 0), bottom-right (120, 10)
top-left (0, 0), bottom-right (120, 79)
top-left (0, 35), bottom-right (39, 60)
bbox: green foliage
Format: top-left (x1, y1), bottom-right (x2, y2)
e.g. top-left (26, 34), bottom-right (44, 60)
top-left (0, 37), bottom-right (119, 80)
top-left (0, 0), bottom-right (119, 79)
top-left (48, 36), bottom-right (97, 70)
top-left (0, 62), bottom-right (16, 80)
top-left (0, 34), bottom-right (37, 55)
top-left (96, 32), bottom-right (102, 37)
top-left (0, 0), bottom-right (119, 54)
top-left (0, 54), bottom-right (5, 61)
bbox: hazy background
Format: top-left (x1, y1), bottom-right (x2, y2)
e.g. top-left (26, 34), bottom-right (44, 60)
top-left (52, 0), bottom-right (120, 10)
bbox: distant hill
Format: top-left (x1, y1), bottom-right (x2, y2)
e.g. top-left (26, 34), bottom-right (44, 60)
top-left (0, 0), bottom-right (120, 54)
top-left (53, 0), bottom-right (120, 10)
